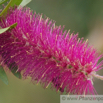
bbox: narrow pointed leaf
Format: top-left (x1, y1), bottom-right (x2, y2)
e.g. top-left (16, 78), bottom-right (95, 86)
top-left (0, 66), bottom-right (8, 85)
top-left (0, 22), bottom-right (17, 34)
top-left (8, 62), bottom-right (22, 79)
top-left (0, 0), bottom-right (9, 5)
top-left (0, 0), bottom-right (22, 17)
top-left (18, 0), bottom-right (31, 8)
top-left (9, 0), bottom-right (23, 7)
top-left (11, 69), bottom-right (22, 79)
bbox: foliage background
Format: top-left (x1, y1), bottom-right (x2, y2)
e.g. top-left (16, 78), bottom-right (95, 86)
top-left (0, 0), bottom-right (103, 103)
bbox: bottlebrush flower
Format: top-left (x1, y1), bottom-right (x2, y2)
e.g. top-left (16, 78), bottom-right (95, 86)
top-left (0, 7), bottom-right (103, 95)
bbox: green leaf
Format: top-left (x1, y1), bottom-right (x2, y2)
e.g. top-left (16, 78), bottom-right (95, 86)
top-left (9, 62), bottom-right (22, 79)
top-left (0, 65), bottom-right (8, 85)
top-left (0, 0), bottom-right (9, 5)
top-left (11, 68), bottom-right (22, 79)
top-left (0, 22), bottom-right (17, 34)
top-left (18, 0), bottom-right (31, 8)
top-left (0, 0), bottom-right (23, 17)
top-left (8, 0), bottom-right (23, 7)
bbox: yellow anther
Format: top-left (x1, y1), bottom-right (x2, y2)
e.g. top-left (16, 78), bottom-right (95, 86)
top-left (46, 83), bottom-right (50, 88)
top-left (40, 33), bottom-right (42, 38)
top-left (55, 35), bottom-right (58, 42)
top-left (86, 39), bottom-right (88, 42)
top-left (72, 45), bottom-right (74, 48)
top-left (78, 38), bottom-right (80, 43)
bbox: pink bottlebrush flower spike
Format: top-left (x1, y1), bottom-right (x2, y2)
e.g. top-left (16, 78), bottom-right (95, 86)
top-left (0, 7), bottom-right (103, 95)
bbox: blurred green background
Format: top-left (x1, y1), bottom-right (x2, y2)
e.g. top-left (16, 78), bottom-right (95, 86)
top-left (1, 0), bottom-right (103, 103)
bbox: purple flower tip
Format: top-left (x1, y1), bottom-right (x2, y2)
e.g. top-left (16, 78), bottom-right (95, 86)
top-left (0, 7), bottom-right (103, 95)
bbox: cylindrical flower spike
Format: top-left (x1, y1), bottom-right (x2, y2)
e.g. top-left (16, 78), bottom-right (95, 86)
top-left (0, 7), bottom-right (103, 95)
